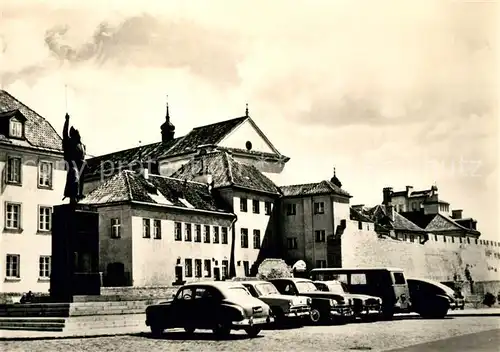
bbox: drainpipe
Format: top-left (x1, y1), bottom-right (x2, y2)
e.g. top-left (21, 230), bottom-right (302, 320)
top-left (330, 194), bottom-right (336, 266)
top-left (229, 214), bottom-right (238, 278)
top-left (310, 196), bottom-right (315, 266)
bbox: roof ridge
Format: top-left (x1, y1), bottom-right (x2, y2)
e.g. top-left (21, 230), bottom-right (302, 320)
top-left (86, 141), bottom-right (161, 161)
top-left (191, 116), bottom-right (248, 131)
top-left (148, 172), bottom-right (207, 186)
top-left (122, 170), bottom-right (134, 201)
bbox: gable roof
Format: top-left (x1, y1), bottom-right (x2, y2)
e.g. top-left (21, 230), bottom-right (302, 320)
top-left (165, 116), bottom-right (248, 157)
top-left (279, 180), bottom-right (351, 198)
top-left (0, 90), bottom-right (63, 152)
top-left (84, 115), bottom-right (289, 179)
top-left (170, 151), bottom-right (280, 195)
top-left (362, 205), bottom-right (427, 233)
top-left (81, 170), bottom-right (233, 214)
top-left (399, 211), bottom-right (480, 235)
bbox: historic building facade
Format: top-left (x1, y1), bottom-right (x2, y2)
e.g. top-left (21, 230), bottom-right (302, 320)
top-left (0, 90), bottom-right (66, 293)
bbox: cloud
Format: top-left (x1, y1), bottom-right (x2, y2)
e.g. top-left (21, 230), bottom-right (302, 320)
top-left (42, 14), bottom-right (244, 87)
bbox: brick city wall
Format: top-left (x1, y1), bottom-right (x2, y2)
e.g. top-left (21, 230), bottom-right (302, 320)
top-left (342, 220), bottom-right (500, 283)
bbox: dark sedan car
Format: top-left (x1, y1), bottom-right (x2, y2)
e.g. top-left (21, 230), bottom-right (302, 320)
top-left (407, 278), bottom-right (457, 319)
top-left (313, 280), bottom-right (383, 320)
top-left (145, 281), bottom-right (273, 337)
top-left (270, 278), bottom-right (353, 324)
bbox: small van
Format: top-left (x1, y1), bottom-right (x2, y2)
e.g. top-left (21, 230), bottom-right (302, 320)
top-left (309, 267), bottom-right (411, 319)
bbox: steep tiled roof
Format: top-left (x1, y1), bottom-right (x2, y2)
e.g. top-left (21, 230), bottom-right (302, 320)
top-left (361, 205), bottom-right (427, 233)
top-left (171, 151), bottom-right (280, 195)
top-left (84, 139), bottom-right (180, 179)
top-left (165, 116), bottom-right (248, 157)
top-left (399, 211), bottom-right (435, 229)
top-left (83, 116), bottom-right (282, 179)
top-left (81, 170), bottom-right (233, 214)
top-left (0, 90), bottom-right (63, 152)
top-left (400, 211), bottom-right (480, 235)
top-left (350, 207), bottom-right (374, 223)
top-left (279, 180), bottom-right (351, 198)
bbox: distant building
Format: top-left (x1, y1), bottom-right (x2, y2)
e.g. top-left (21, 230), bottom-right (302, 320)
top-left (0, 90), bottom-right (65, 293)
top-left (278, 170), bottom-right (351, 269)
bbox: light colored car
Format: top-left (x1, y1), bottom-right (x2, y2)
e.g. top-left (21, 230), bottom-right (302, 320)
top-left (145, 281), bottom-right (273, 338)
top-left (313, 280), bottom-right (383, 320)
top-left (241, 280), bottom-right (311, 324)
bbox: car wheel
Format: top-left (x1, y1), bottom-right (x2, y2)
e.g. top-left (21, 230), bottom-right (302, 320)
top-left (381, 307), bottom-right (394, 321)
top-left (245, 326), bottom-right (261, 338)
top-left (272, 308), bottom-right (286, 326)
top-left (184, 327), bottom-right (195, 334)
top-left (309, 308), bottom-right (321, 324)
top-left (150, 325), bottom-right (164, 337)
top-left (213, 321), bottom-right (231, 338)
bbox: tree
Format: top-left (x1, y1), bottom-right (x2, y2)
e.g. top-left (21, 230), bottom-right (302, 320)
top-left (257, 259), bottom-right (293, 280)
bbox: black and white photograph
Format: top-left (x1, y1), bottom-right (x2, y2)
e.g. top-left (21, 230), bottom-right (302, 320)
top-left (0, 0), bottom-right (498, 351)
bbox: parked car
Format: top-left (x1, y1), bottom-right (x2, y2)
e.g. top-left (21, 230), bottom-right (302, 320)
top-left (310, 267), bottom-right (411, 320)
top-left (241, 280), bottom-right (312, 324)
top-left (269, 278), bottom-right (353, 324)
top-left (313, 280), bottom-right (383, 320)
top-left (145, 281), bottom-right (273, 337)
top-left (407, 278), bottom-right (457, 319)
top-left (440, 281), bottom-right (466, 310)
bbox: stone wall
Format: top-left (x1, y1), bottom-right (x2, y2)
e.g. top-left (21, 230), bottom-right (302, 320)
top-left (101, 286), bottom-right (178, 300)
top-left (342, 220), bottom-right (500, 283)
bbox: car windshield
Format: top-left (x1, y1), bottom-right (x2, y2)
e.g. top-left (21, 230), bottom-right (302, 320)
top-left (225, 287), bottom-right (252, 300)
top-left (296, 281), bottom-right (318, 293)
top-left (256, 283), bottom-right (279, 296)
top-left (326, 282), bottom-right (346, 294)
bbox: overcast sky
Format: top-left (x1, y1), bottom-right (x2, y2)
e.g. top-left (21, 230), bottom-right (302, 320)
top-left (1, 0), bottom-right (498, 239)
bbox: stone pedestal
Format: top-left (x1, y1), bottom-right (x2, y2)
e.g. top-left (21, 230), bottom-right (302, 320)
top-left (50, 204), bottom-right (100, 302)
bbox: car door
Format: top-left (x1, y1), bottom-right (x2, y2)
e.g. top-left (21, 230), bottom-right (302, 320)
top-left (192, 286), bottom-right (220, 328)
top-left (170, 287), bottom-right (195, 328)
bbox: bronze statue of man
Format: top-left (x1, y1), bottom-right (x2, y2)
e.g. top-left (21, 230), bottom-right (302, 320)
top-left (62, 113), bottom-right (86, 204)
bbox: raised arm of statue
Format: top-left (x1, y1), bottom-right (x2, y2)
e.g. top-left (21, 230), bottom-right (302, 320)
top-left (63, 113), bottom-right (70, 142)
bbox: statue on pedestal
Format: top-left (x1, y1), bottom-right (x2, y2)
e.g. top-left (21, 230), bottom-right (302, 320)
top-left (62, 113), bottom-right (86, 204)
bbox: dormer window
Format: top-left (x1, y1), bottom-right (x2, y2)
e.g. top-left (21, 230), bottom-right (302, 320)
top-left (10, 118), bottom-right (23, 138)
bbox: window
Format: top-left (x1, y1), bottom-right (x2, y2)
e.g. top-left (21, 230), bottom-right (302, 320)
top-left (475, 239), bottom-right (478, 244)
top-left (243, 261), bottom-right (250, 276)
top-left (467, 237), bottom-right (471, 244)
top-left (253, 229), bottom-right (261, 249)
top-left (314, 202), bottom-right (325, 214)
top-left (451, 236), bottom-right (455, 243)
top-left (38, 206), bottom-right (52, 232)
top-left (195, 224), bottom-right (202, 242)
top-left (185, 259), bottom-right (193, 277)
top-left (265, 201), bottom-right (272, 215)
top-left (185, 223), bottom-right (192, 241)
top-left (412, 203), bottom-right (417, 211)
top-left (213, 226), bottom-right (220, 243)
top-left (174, 222), bottom-right (182, 241)
top-left (358, 221), bottom-right (362, 230)
top-left (6, 157), bottom-right (21, 184)
top-left (222, 260), bottom-right (229, 279)
top-left (286, 203), bottom-right (296, 216)
top-left (110, 218), bottom-right (120, 238)
top-left (393, 272), bottom-right (406, 284)
top-left (5, 203), bottom-right (21, 230)
top-left (142, 219), bottom-right (150, 238)
top-left (38, 161), bottom-right (52, 188)
top-left (153, 219), bottom-right (162, 239)
top-left (39, 256), bottom-right (51, 278)
top-left (6, 254), bottom-right (20, 278)
top-left (410, 235), bottom-right (415, 243)
top-left (221, 227), bottom-right (228, 244)
top-left (240, 198), bottom-right (248, 212)
top-left (204, 225), bottom-right (210, 243)
top-left (195, 259), bottom-right (202, 278)
top-left (434, 235), bottom-right (438, 241)
top-left (204, 259), bottom-right (211, 277)
top-left (315, 230), bottom-right (326, 243)
top-left (252, 200), bottom-right (260, 214)
top-left (9, 119), bottom-right (22, 138)
top-left (287, 237), bottom-right (298, 249)
top-left (443, 236), bottom-right (447, 243)
top-left (315, 260), bottom-right (327, 268)
top-left (459, 237), bottom-right (463, 244)
top-left (351, 273), bottom-right (367, 285)
top-left (241, 228), bottom-right (248, 248)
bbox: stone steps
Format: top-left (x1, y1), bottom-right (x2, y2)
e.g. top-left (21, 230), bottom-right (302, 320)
top-left (0, 303), bottom-right (70, 318)
top-left (0, 317), bottom-right (66, 331)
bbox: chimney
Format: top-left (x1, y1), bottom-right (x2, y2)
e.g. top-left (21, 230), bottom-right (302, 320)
top-left (382, 187), bottom-right (393, 205)
top-left (406, 185), bottom-right (413, 196)
top-left (452, 209), bottom-right (463, 219)
top-left (386, 204), bottom-right (395, 221)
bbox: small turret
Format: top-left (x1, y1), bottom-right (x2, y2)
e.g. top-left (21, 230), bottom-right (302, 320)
top-left (161, 96), bottom-right (175, 142)
top-left (330, 167), bottom-right (342, 188)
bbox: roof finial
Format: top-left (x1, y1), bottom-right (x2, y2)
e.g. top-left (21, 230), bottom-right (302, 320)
top-left (245, 103), bottom-right (249, 117)
top-left (334, 166), bottom-right (336, 177)
top-left (166, 94), bottom-right (170, 119)
top-left (64, 84), bottom-right (68, 113)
